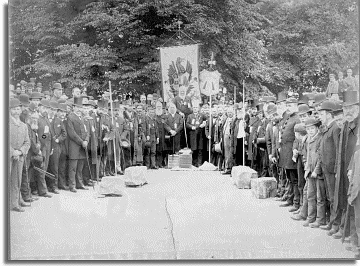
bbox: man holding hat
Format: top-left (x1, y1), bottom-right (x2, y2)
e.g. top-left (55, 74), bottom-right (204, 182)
top-left (9, 98), bottom-right (31, 212)
top-left (332, 91), bottom-right (359, 247)
top-left (66, 97), bottom-right (90, 192)
top-left (51, 83), bottom-right (63, 102)
top-left (47, 101), bottom-right (67, 193)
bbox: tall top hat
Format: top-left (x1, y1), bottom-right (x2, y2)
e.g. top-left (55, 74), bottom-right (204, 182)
top-left (343, 90), bottom-right (359, 107)
top-left (73, 97), bottom-right (83, 107)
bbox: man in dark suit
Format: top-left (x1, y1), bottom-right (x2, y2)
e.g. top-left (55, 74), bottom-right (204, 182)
top-left (318, 100), bottom-right (341, 233)
top-left (37, 100), bottom-right (53, 198)
top-left (145, 107), bottom-right (159, 169)
top-left (155, 101), bottom-right (167, 168)
top-left (205, 104), bottom-right (218, 166)
top-left (232, 106), bottom-right (246, 166)
top-left (332, 91), bottom-right (359, 248)
top-left (164, 102), bottom-right (183, 154)
top-left (67, 97), bottom-right (89, 192)
top-left (278, 97), bottom-right (301, 209)
top-left (47, 101), bottom-right (67, 193)
top-left (186, 103), bottom-right (205, 167)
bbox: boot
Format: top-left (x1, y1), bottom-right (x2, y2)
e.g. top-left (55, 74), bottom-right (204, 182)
top-left (332, 230), bottom-right (343, 239)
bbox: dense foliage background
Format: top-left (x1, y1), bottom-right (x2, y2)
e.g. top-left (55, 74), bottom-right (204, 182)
top-left (9, 0), bottom-right (359, 100)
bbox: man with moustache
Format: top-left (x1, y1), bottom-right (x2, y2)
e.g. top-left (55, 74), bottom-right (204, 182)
top-left (164, 103), bottom-right (183, 155)
top-left (174, 85), bottom-right (192, 149)
top-left (232, 105), bottom-right (246, 166)
top-left (144, 106), bottom-right (159, 169)
top-left (155, 101), bottom-right (167, 168)
top-left (10, 98), bottom-right (31, 212)
top-left (247, 100), bottom-right (261, 170)
top-left (214, 104), bottom-right (226, 170)
top-left (133, 104), bottom-right (147, 166)
top-left (205, 103), bottom-right (219, 166)
top-left (221, 106), bottom-right (234, 174)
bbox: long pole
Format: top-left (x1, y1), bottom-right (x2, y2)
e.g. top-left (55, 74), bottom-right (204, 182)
top-left (209, 85), bottom-right (212, 162)
top-left (109, 81), bottom-right (117, 174)
top-left (234, 86), bottom-right (236, 104)
top-left (242, 79), bottom-right (245, 166)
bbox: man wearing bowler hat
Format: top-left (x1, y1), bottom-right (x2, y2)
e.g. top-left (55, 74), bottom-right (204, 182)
top-left (67, 97), bottom-right (90, 192)
top-left (47, 101), bottom-right (67, 193)
top-left (51, 83), bottom-right (63, 102)
top-left (317, 100), bottom-right (341, 231)
top-left (332, 90), bottom-right (359, 249)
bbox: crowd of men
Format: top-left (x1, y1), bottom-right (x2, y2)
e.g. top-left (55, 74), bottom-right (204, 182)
top-left (9, 72), bottom-right (359, 258)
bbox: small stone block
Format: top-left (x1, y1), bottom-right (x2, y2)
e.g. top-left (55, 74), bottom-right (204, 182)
top-left (124, 166), bottom-right (147, 186)
top-left (251, 177), bottom-right (277, 199)
top-left (99, 176), bottom-right (125, 195)
top-left (231, 165), bottom-right (258, 189)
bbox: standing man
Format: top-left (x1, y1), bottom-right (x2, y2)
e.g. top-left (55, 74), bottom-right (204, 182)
top-left (233, 106), bottom-right (246, 166)
top-left (164, 103), bottom-right (183, 155)
top-left (155, 101), bottom-right (167, 168)
top-left (174, 85), bottom-right (192, 149)
top-left (205, 104), bottom-right (218, 166)
top-left (317, 100), bottom-right (341, 233)
top-left (133, 104), bottom-right (147, 166)
top-left (221, 106), bottom-right (234, 174)
top-left (145, 106), bottom-right (159, 169)
top-left (186, 103), bottom-right (205, 167)
top-left (278, 97), bottom-right (300, 210)
top-left (37, 100), bottom-right (53, 198)
top-left (66, 97), bottom-right (89, 192)
top-left (48, 102), bottom-right (68, 192)
top-left (9, 98), bottom-right (30, 212)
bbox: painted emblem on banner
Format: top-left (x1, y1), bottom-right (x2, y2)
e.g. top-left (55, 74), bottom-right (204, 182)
top-left (199, 69), bottom-right (221, 96)
top-left (160, 44), bottom-right (200, 103)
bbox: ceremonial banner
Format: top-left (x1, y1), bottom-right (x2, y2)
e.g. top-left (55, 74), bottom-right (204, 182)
top-left (160, 44), bottom-right (200, 102)
top-left (199, 69), bottom-right (221, 97)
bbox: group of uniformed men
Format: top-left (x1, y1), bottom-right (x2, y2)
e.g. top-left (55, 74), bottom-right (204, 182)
top-left (9, 76), bottom-right (359, 258)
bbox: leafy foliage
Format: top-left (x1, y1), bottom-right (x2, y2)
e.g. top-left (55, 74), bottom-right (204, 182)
top-left (9, 0), bottom-right (359, 100)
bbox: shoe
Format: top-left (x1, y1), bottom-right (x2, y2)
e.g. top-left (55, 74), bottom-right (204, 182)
top-left (303, 220), bottom-right (314, 227)
top-left (32, 190), bottom-right (38, 196)
top-left (319, 224), bottom-right (331, 231)
top-left (327, 228), bottom-right (338, 236)
top-left (49, 189), bottom-right (60, 194)
top-left (222, 171), bottom-right (231, 175)
top-left (70, 188), bottom-right (77, 193)
top-left (289, 206), bottom-right (299, 212)
top-left (309, 221), bottom-right (324, 228)
top-left (345, 244), bottom-right (356, 252)
top-left (24, 198), bottom-right (38, 202)
top-left (333, 231), bottom-right (343, 239)
top-left (76, 186), bottom-right (89, 190)
top-left (291, 214), bottom-right (306, 221)
top-left (279, 202), bottom-right (292, 207)
top-left (151, 166), bottom-right (159, 170)
top-left (275, 197), bottom-right (286, 202)
top-left (293, 209), bottom-right (301, 215)
top-left (59, 186), bottom-right (69, 190)
top-left (39, 193), bottom-right (52, 198)
top-left (12, 207), bottom-right (25, 212)
top-left (20, 202), bottom-right (31, 207)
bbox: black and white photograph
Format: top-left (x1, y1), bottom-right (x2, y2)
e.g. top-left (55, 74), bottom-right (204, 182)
top-left (5, 0), bottom-right (360, 261)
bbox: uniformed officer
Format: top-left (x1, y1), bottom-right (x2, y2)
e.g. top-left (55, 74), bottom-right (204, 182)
top-left (10, 98), bottom-right (31, 212)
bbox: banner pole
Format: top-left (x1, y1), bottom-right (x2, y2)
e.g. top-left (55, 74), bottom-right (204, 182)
top-left (209, 85), bottom-right (212, 163)
top-left (242, 79), bottom-right (245, 166)
top-left (109, 81), bottom-right (117, 174)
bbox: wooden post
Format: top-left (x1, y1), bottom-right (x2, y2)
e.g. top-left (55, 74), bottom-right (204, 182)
top-left (109, 81), bottom-right (117, 173)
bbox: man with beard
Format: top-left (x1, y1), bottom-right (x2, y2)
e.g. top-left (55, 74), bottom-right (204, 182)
top-left (46, 101), bottom-right (67, 194)
top-left (186, 103), bottom-right (206, 167)
top-left (214, 104), bottom-right (226, 170)
top-left (69, 87), bottom-right (81, 102)
top-left (332, 91), bottom-right (359, 252)
top-left (144, 107), bottom-right (159, 169)
top-left (155, 101), bottom-right (167, 168)
top-left (10, 98), bottom-right (30, 212)
top-left (29, 92), bottom-right (43, 111)
top-left (22, 113), bottom-right (41, 202)
top-left (200, 103), bottom-right (210, 163)
top-left (221, 106), bottom-right (234, 174)
top-left (174, 85), bottom-right (192, 149)
top-left (36, 100), bottom-right (53, 198)
top-left (255, 108), bottom-right (269, 177)
top-left (67, 97), bottom-right (89, 192)
top-left (247, 100), bottom-right (261, 170)
top-left (164, 103), bottom-right (183, 155)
